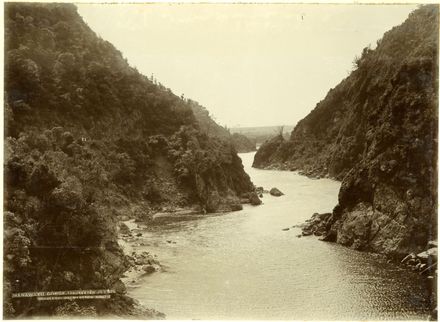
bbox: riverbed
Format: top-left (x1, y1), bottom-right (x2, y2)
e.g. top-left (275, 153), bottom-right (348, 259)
top-left (126, 152), bottom-right (431, 320)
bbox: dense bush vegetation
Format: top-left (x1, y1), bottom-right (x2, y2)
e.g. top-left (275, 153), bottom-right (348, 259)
top-left (4, 3), bottom-right (254, 317)
top-left (254, 5), bottom-right (438, 255)
top-left (252, 135), bottom-right (285, 168)
top-left (189, 100), bottom-right (256, 152)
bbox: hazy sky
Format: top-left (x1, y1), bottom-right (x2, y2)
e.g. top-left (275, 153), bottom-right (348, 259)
top-left (77, 4), bottom-right (416, 128)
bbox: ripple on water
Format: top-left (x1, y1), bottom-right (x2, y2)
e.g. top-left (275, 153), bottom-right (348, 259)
top-left (126, 152), bottom-right (431, 320)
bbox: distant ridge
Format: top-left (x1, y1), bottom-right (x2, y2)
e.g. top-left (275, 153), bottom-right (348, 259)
top-left (231, 125), bottom-right (294, 145)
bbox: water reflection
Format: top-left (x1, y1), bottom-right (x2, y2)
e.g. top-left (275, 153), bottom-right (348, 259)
top-left (126, 152), bottom-right (430, 320)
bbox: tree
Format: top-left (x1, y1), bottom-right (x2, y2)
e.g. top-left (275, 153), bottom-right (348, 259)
top-left (276, 125), bottom-right (284, 137)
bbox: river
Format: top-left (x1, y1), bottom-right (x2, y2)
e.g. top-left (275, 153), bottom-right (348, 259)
top-left (126, 151), bottom-right (431, 320)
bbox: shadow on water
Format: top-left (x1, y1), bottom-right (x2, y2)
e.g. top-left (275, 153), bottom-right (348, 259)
top-left (126, 152), bottom-right (431, 320)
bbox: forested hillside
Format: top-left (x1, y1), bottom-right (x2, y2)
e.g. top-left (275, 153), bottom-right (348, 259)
top-left (253, 5), bottom-right (438, 256)
top-left (4, 3), bottom-right (256, 317)
top-left (189, 100), bottom-right (256, 152)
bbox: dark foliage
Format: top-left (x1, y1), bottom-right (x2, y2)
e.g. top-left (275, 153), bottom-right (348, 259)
top-left (230, 133), bottom-right (256, 153)
top-left (189, 99), bottom-right (256, 152)
top-left (254, 5), bottom-right (438, 255)
top-left (252, 135), bottom-right (284, 168)
top-left (4, 3), bottom-right (253, 317)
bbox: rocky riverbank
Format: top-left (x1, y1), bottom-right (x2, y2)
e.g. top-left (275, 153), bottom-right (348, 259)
top-left (297, 212), bottom-right (438, 269)
top-left (257, 160), bottom-right (332, 181)
top-left (252, 6), bottom-right (438, 257)
top-left (254, 154), bottom-right (334, 181)
top-left (122, 189), bottom-right (264, 225)
top-left (118, 220), bottom-right (163, 285)
top-left (3, 3), bottom-right (264, 318)
top-left (295, 211), bottom-right (438, 319)
top-left (115, 195), bottom-right (265, 317)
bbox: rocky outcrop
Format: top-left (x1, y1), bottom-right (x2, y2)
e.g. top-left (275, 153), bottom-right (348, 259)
top-left (400, 241), bottom-right (437, 319)
top-left (269, 188), bottom-right (284, 197)
top-left (300, 211), bottom-right (437, 317)
top-left (401, 245), bottom-right (437, 274)
top-left (248, 192), bottom-right (262, 205)
top-left (252, 135), bottom-right (285, 168)
top-left (298, 213), bottom-right (332, 237)
top-left (254, 5), bottom-right (438, 256)
top-left (240, 191), bottom-right (262, 205)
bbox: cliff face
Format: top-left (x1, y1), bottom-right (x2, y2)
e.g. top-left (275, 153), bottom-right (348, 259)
top-left (253, 5), bottom-right (438, 256)
top-left (4, 3), bottom-right (254, 317)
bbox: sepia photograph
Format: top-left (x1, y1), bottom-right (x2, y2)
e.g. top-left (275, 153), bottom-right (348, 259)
top-left (3, 1), bottom-right (438, 320)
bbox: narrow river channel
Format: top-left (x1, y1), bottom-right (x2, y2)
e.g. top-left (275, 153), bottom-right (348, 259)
top-left (127, 152), bottom-right (431, 320)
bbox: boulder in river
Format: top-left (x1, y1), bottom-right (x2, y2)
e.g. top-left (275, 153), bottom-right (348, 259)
top-left (270, 187), bottom-right (284, 197)
top-left (142, 265), bottom-right (156, 274)
top-left (299, 212), bottom-right (332, 237)
top-left (249, 192), bottom-right (262, 205)
top-left (256, 186), bottom-right (264, 194)
top-left (119, 222), bottom-right (131, 235)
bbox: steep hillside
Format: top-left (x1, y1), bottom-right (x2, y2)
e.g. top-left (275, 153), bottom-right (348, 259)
top-left (254, 5), bottom-right (438, 256)
top-left (230, 133), bottom-right (256, 153)
top-left (189, 100), bottom-right (256, 152)
top-left (4, 3), bottom-right (256, 318)
top-left (253, 134), bottom-right (285, 168)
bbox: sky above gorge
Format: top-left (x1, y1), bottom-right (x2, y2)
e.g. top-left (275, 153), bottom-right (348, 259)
top-left (77, 3), bottom-right (417, 128)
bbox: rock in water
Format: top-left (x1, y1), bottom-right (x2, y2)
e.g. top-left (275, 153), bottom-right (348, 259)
top-left (2, 2), bottom-right (258, 319)
top-left (249, 192), bottom-right (262, 205)
top-left (252, 5), bottom-right (438, 256)
top-left (300, 212), bottom-right (332, 237)
top-left (256, 186), bottom-right (264, 194)
top-left (270, 187), bottom-right (284, 197)
top-left (119, 222), bottom-right (131, 235)
top-left (142, 265), bottom-right (156, 274)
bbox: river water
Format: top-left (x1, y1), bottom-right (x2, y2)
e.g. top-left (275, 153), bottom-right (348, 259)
top-left (127, 152), bottom-right (431, 320)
